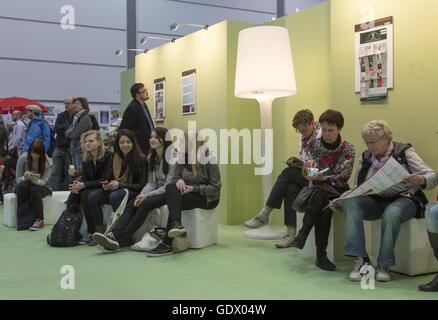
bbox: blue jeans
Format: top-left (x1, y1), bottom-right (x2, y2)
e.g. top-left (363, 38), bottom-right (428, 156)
top-left (426, 204), bottom-right (438, 233)
top-left (84, 189), bottom-right (137, 227)
top-left (342, 196), bottom-right (417, 267)
top-left (49, 147), bottom-right (71, 191)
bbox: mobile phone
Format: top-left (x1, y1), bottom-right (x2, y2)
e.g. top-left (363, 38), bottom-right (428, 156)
top-left (31, 173), bottom-right (41, 178)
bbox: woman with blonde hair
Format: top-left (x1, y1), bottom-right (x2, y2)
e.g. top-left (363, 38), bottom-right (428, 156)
top-left (66, 130), bottom-right (112, 244)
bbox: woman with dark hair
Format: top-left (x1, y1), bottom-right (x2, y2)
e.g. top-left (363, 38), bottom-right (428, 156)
top-left (66, 130), bottom-right (112, 244)
top-left (92, 127), bottom-right (175, 252)
top-left (291, 109), bottom-right (355, 271)
top-left (65, 97), bottom-right (92, 170)
top-left (15, 139), bottom-right (53, 231)
top-left (146, 131), bottom-right (222, 257)
top-left (84, 129), bottom-right (147, 245)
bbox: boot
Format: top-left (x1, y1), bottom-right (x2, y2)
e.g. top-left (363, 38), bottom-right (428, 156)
top-left (89, 225), bottom-right (106, 246)
top-left (418, 273), bottom-right (438, 292)
top-left (428, 232), bottom-right (438, 260)
top-left (315, 254), bottom-right (336, 271)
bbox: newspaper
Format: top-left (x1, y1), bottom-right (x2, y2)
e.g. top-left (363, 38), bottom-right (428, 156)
top-left (334, 156), bottom-right (410, 203)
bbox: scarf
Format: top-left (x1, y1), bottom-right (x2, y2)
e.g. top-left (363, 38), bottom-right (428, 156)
top-left (366, 141), bottom-right (394, 179)
top-left (321, 134), bottom-right (342, 150)
top-left (112, 153), bottom-right (131, 184)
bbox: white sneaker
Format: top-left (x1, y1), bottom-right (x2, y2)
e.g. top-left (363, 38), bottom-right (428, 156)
top-left (275, 228), bottom-right (296, 248)
top-left (349, 258), bottom-right (372, 282)
top-left (376, 266), bottom-right (391, 282)
top-left (244, 215), bottom-right (268, 229)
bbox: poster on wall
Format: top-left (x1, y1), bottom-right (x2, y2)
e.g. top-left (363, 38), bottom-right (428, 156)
top-left (355, 16), bottom-right (393, 101)
top-left (182, 69), bottom-right (196, 115)
top-left (154, 77), bottom-right (166, 122)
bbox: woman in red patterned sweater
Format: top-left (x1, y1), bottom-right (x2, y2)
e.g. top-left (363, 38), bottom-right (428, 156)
top-left (291, 109), bottom-right (355, 271)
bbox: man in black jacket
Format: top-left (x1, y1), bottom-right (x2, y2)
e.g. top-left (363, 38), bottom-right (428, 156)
top-left (49, 97), bottom-right (75, 191)
top-left (119, 83), bottom-right (154, 155)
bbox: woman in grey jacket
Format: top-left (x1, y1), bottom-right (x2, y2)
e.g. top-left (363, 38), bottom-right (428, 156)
top-left (15, 139), bottom-right (52, 231)
top-left (92, 127), bottom-right (174, 252)
top-left (65, 97), bottom-right (92, 170)
top-left (147, 132), bottom-right (222, 257)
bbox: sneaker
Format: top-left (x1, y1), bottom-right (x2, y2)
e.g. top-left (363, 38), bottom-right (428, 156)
top-left (275, 230), bottom-right (296, 248)
top-left (29, 219), bottom-right (44, 231)
top-left (244, 215), bottom-right (268, 229)
top-left (78, 233), bottom-right (93, 245)
top-left (147, 242), bottom-right (174, 257)
top-left (93, 232), bottom-right (120, 251)
top-left (168, 222), bottom-right (186, 238)
top-left (376, 266), bottom-right (391, 282)
top-left (349, 257), bottom-right (372, 282)
top-left (97, 244), bottom-right (118, 254)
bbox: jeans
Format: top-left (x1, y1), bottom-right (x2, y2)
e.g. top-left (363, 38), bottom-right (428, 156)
top-left (426, 204), bottom-right (438, 233)
top-left (343, 196), bottom-right (417, 267)
top-left (266, 166), bottom-right (308, 227)
top-left (71, 150), bottom-right (83, 170)
top-left (83, 189), bottom-right (137, 231)
top-left (49, 147), bottom-right (71, 191)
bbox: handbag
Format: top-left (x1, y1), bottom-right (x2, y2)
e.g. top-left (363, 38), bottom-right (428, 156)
top-left (291, 186), bottom-right (316, 212)
top-left (17, 204), bottom-right (36, 231)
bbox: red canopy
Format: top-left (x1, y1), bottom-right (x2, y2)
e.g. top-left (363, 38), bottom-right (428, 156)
top-left (0, 96), bottom-right (48, 114)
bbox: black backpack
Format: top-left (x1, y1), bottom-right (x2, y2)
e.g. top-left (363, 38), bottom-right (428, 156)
top-left (89, 114), bottom-right (100, 131)
top-left (47, 204), bottom-right (83, 247)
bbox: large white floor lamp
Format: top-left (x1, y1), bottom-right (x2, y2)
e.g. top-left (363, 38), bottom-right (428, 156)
top-left (235, 26), bottom-right (297, 240)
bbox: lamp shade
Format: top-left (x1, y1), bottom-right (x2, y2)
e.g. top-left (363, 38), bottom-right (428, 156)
top-left (234, 26), bottom-right (296, 99)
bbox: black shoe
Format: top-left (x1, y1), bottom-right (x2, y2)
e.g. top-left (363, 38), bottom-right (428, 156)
top-left (147, 242), bottom-right (174, 257)
top-left (92, 232), bottom-right (120, 251)
top-left (418, 274), bottom-right (438, 292)
top-left (290, 231), bottom-right (307, 249)
top-left (168, 222), bottom-right (186, 238)
top-left (315, 255), bottom-right (336, 271)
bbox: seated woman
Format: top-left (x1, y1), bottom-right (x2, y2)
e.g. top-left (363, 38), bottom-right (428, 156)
top-left (66, 130), bottom-right (112, 244)
top-left (84, 129), bottom-right (147, 245)
top-left (342, 120), bottom-right (438, 282)
top-left (418, 205), bottom-right (438, 291)
top-left (92, 127), bottom-right (174, 252)
top-left (15, 139), bottom-right (53, 231)
top-left (291, 109), bottom-right (355, 271)
top-left (244, 109), bottom-right (321, 248)
top-left (147, 132), bottom-right (222, 257)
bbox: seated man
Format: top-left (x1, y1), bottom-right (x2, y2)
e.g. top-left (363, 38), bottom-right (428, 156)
top-left (244, 109), bottom-right (321, 248)
top-left (342, 120), bottom-right (438, 282)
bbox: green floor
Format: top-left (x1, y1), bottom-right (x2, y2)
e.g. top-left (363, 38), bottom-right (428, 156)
top-left (1, 209), bottom-right (437, 300)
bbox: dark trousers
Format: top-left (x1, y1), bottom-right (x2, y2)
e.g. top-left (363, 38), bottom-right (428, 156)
top-left (266, 166), bottom-right (308, 227)
top-left (15, 181), bottom-right (51, 220)
top-left (66, 188), bottom-right (100, 233)
top-left (112, 194), bottom-right (167, 247)
top-left (164, 183), bottom-right (219, 244)
top-left (301, 189), bottom-right (333, 257)
top-left (50, 147), bottom-right (71, 191)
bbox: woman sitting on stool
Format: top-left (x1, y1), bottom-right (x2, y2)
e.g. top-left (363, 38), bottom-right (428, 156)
top-left (15, 139), bottom-right (53, 231)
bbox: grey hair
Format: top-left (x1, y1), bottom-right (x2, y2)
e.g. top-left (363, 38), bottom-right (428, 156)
top-left (361, 120), bottom-right (393, 141)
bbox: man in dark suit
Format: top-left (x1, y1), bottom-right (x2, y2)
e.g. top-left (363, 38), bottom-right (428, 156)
top-left (119, 83), bottom-right (154, 155)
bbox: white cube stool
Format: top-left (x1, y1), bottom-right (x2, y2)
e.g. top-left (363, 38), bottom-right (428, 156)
top-left (43, 191), bottom-right (70, 224)
top-left (158, 206), bottom-right (218, 249)
top-left (296, 210), bottom-right (346, 262)
top-left (371, 218), bottom-right (438, 276)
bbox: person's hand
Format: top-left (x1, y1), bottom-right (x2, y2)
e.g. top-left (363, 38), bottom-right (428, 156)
top-left (328, 198), bottom-right (341, 211)
top-left (182, 185), bottom-right (194, 195)
top-left (176, 179), bottom-right (187, 193)
top-left (24, 171), bottom-right (33, 181)
top-left (305, 160), bottom-right (317, 168)
top-left (404, 174), bottom-right (426, 186)
top-left (29, 174), bottom-right (39, 182)
top-left (108, 180), bottom-right (119, 190)
top-left (134, 193), bottom-right (148, 207)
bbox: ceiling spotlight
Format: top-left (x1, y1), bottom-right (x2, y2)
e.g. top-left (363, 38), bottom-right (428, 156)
top-left (139, 35), bottom-right (176, 45)
top-left (170, 23), bottom-right (208, 31)
top-left (115, 48), bottom-right (147, 56)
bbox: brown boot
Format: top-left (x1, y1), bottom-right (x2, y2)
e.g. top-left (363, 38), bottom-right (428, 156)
top-left (89, 225), bottom-right (106, 246)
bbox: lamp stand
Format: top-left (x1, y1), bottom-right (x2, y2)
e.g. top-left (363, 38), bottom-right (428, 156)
top-left (244, 98), bottom-right (284, 240)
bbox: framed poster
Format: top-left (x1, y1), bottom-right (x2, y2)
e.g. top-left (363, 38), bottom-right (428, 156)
top-left (154, 77), bottom-right (166, 122)
top-left (355, 16), bottom-right (393, 101)
top-left (182, 69), bottom-right (196, 115)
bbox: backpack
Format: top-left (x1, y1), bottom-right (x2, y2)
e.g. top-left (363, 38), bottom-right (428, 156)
top-left (47, 204), bottom-right (83, 247)
top-left (89, 113), bottom-right (100, 131)
top-left (39, 120), bottom-right (56, 157)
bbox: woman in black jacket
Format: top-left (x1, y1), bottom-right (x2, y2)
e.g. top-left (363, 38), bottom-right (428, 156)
top-left (66, 130), bottom-right (112, 244)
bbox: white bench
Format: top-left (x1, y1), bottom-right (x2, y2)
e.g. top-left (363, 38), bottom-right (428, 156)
top-left (296, 210), bottom-right (346, 262)
top-left (371, 218), bottom-right (438, 276)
